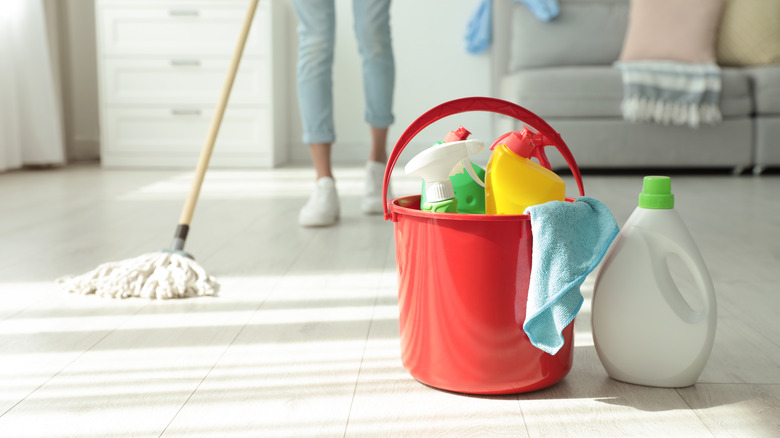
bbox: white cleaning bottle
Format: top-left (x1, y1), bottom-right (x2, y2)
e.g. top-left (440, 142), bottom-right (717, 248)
top-left (405, 128), bottom-right (485, 213)
top-left (591, 176), bottom-right (717, 387)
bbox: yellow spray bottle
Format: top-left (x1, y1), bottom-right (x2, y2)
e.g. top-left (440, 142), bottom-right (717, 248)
top-left (485, 128), bottom-right (565, 215)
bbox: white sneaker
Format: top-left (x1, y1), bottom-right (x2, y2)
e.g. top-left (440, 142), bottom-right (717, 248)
top-left (299, 177), bottom-right (340, 227)
top-left (362, 161), bottom-right (390, 215)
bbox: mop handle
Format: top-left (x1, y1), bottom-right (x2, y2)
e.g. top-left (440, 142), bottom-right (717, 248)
top-left (172, 0), bottom-right (260, 250)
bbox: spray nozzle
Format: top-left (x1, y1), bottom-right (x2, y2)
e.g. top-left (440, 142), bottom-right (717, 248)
top-left (490, 127), bottom-right (553, 158)
top-left (443, 126), bottom-right (471, 143)
top-left (405, 128), bottom-right (486, 203)
top-left (443, 126), bottom-right (485, 188)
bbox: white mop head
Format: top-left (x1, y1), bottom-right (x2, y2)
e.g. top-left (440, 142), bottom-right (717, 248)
top-left (58, 251), bottom-right (219, 299)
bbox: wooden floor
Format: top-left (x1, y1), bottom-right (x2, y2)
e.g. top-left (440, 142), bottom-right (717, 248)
top-left (0, 163), bottom-right (778, 437)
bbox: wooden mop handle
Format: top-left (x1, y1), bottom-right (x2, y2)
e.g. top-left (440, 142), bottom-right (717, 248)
top-left (178, 0), bottom-right (260, 226)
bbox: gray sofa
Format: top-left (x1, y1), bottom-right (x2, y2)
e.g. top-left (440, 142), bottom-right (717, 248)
top-left (490, 0), bottom-right (780, 174)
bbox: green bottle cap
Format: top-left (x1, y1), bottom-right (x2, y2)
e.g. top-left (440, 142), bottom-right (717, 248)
top-left (638, 176), bottom-right (674, 209)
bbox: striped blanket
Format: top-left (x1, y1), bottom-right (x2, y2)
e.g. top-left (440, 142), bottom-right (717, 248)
top-left (615, 61), bottom-right (722, 128)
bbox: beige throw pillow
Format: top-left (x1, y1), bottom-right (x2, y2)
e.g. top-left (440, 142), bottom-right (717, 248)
top-left (717, 0), bottom-right (780, 66)
top-left (619, 0), bottom-right (726, 63)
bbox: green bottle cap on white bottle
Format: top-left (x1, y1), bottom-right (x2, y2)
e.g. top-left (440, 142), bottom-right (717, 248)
top-left (638, 176), bottom-right (675, 209)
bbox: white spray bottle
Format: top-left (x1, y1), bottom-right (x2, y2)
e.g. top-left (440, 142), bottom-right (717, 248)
top-left (405, 127), bottom-right (485, 213)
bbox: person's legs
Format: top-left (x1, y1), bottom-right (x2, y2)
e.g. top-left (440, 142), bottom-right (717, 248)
top-left (293, 0), bottom-right (340, 225)
top-left (353, 0), bottom-right (395, 213)
top-left (369, 126), bottom-right (388, 163)
top-left (293, 0), bottom-right (336, 176)
top-left (353, 0), bottom-right (395, 139)
top-left (308, 143), bottom-right (333, 179)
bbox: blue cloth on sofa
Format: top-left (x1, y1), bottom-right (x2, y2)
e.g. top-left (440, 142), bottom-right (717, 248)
top-left (465, 0), bottom-right (493, 54)
top-left (522, 197), bottom-right (619, 355)
top-left (466, 0), bottom-right (560, 54)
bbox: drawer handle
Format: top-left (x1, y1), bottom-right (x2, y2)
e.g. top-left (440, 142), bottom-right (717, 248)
top-left (171, 109), bottom-right (202, 116)
top-left (170, 59), bottom-right (201, 67)
top-left (169, 9), bottom-right (200, 17)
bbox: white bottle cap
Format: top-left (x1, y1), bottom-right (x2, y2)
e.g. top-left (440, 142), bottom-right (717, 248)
top-left (424, 180), bottom-right (455, 203)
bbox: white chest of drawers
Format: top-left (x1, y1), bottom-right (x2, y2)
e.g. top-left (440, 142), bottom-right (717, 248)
top-left (95, 0), bottom-right (287, 168)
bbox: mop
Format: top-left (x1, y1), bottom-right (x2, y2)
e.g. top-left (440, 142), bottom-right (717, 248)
top-left (57, 0), bottom-right (260, 299)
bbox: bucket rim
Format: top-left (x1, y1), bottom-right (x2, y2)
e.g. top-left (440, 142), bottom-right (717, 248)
top-left (388, 195), bottom-right (577, 222)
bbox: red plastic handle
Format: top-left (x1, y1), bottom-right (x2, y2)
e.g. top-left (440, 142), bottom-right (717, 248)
top-left (383, 97), bottom-right (585, 220)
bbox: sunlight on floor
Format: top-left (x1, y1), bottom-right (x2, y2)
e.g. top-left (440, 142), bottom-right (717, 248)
top-left (0, 304), bottom-right (394, 333)
top-left (118, 167), bottom-right (422, 201)
top-left (251, 304), bottom-right (397, 326)
top-left (574, 331), bottom-right (595, 348)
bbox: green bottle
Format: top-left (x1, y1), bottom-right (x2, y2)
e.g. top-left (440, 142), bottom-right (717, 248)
top-left (421, 162), bottom-right (486, 214)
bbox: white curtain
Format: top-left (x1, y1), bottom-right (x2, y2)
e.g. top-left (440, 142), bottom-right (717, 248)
top-left (0, 0), bottom-right (65, 172)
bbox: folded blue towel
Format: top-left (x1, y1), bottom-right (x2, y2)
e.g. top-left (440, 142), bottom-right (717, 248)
top-left (466, 0), bottom-right (560, 54)
top-left (522, 197), bottom-right (619, 355)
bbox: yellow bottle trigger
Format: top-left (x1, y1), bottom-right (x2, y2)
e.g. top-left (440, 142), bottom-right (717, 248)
top-left (485, 128), bottom-right (565, 215)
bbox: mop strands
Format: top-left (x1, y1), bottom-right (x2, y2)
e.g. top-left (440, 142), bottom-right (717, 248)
top-left (57, 250), bottom-right (219, 300)
top-left (58, 224), bottom-right (219, 299)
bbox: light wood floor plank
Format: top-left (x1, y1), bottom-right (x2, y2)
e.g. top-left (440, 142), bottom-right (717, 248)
top-left (678, 384), bottom-right (780, 438)
top-left (516, 346), bottom-right (714, 437)
top-left (0, 290), bottom-right (149, 419)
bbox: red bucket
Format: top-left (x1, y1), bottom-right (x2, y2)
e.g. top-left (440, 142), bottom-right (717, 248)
top-left (383, 97), bottom-right (585, 394)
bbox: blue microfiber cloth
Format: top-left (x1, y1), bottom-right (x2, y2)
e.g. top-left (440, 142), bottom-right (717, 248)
top-left (522, 197), bottom-right (619, 355)
top-left (465, 0), bottom-right (560, 54)
top-left (465, 0), bottom-right (493, 54)
top-left (517, 0), bottom-right (559, 21)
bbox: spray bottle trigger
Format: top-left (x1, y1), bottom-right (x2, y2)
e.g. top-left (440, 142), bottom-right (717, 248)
top-left (448, 160), bottom-right (463, 177)
top-left (450, 159), bottom-right (486, 187)
top-left (464, 159), bottom-right (486, 187)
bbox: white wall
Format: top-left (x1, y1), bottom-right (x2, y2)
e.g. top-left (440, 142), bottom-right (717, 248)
top-left (59, 0), bottom-right (494, 166)
top-left (285, 0), bottom-right (495, 166)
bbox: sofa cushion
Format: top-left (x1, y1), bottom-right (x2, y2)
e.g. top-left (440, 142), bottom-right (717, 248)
top-left (619, 0), bottom-right (725, 63)
top-left (745, 66), bottom-right (780, 114)
top-left (717, 0), bottom-right (780, 66)
top-left (500, 66), bottom-right (752, 118)
top-left (507, 0), bottom-right (629, 71)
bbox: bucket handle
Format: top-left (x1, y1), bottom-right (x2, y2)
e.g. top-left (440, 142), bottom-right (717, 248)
top-left (383, 97), bottom-right (585, 220)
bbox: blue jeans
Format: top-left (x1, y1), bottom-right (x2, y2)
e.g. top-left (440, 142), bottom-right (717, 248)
top-left (292, 0), bottom-right (395, 144)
